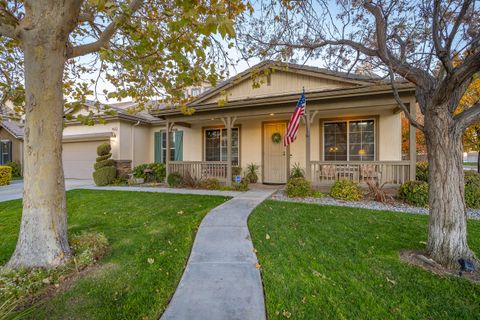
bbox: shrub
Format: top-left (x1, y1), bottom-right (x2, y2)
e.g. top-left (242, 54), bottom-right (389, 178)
top-left (233, 177), bottom-right (249, 191)
top-left (93, 166), bottom-right (116, 186)
top-left (330, 179), bottom-right (362, 201)
top-left (111, 177), bottom-right (127, 185)
top-left (94, 159), bottom-right (116, 170)
top-left (232, 166), bottom-right (242, 179)
top-left (96, 153), bottom-right (112, 162)
top-left (398, 180), bottom-right (429, 207)
top-left (285, 177), bottom-right (311, 197)
top-left (246, 163), bottom-right (259, 183)
top-left (200, 178), bottom-right (221, 190)
top-left (416, 161), bottom-right (429, 182)
top-left (0, 166), bottom-right (12, 186)
top-left (5, 161), bottom-right (21, 177)
top-left (289, 162), bottom-right (305, 179)
top-left (132, 163), bottom-right (166, 182)
top-left (93, 143), bottom-right (116, 186)
top-left (465, 171), bottom-right (480, 208)
top-left (97, 143), bottom-right (111, 156)
top-left (167, 172), bottom-right (183, 187)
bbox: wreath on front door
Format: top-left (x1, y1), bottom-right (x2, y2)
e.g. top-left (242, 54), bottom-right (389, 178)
top-left (271, 132), bottom-right (282, 144)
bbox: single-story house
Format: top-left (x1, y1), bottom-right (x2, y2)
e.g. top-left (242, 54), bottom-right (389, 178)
top-left (1, 61), bottom-right (417, 185)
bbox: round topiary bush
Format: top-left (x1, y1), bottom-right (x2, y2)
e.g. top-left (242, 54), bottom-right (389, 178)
top-left (93, 143), bottom-right (116, 186)
top-left (167, 172), bottom-right (183, 187)
top-left (398, 180), bottom-right (429, 207)
top-left (330, 179), bottom-right (362, 201)
top-left (286, 177), bottom-right (312, 198)
top-left (465, 171), bottom-right (480, 208)
top-left (97, 143), bottom-right (111, 156)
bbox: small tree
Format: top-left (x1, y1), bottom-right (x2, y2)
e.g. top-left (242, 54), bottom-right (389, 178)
top-left (93, 143), bottom-right (116, 186)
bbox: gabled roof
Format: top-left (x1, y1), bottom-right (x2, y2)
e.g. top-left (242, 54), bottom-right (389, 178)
top-left (190, 60), bottom-right (382, 106)
top-left (0, 120), bottom-right (24, 140)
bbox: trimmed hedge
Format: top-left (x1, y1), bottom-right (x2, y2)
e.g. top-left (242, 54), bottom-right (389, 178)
top-left (93, 166), bottom-right (116, 186)
top-left (286, 177), bottom-right (312, 198)
top-left (97, 143), bottom-right (111, 156)
top-left (330, 179), bottom-right (362, 201)
top-left (398, 180), bottom-right (429, 207)
top-left (0, 166), bottom-right (12, 186)
top-left (94, 159), bottom-right (116, 171)
top-left (465, 171), bottom-right (480, 208)
top-left (93, 143), bottom-right (116, 186)
top-left (96, 153), bottom-right (112, 162)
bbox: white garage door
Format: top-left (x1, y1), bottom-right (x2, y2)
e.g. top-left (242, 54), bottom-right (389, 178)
top-left (63, 140), bottom-right (109, 179)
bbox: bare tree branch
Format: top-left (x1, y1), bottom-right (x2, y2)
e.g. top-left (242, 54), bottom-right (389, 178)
top-left (0, 7), bottom-right (20, 39)
top-left (455, 101), bottom-right (480, 131)
top-left (387, 63), bottom-right (424, 131)
top-left (68, 0), bottom-right (143, 58)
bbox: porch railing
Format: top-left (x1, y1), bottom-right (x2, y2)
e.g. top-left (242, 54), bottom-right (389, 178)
top-left (310, 161), bottom-right (411, 185)
top-left (168, 161), bottom-right (228, 182)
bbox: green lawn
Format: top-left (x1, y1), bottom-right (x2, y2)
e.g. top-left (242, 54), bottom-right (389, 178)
top-left (249, 200), bottom-right (480, 320)
top-left (0, 189), bottom-right (228, 319)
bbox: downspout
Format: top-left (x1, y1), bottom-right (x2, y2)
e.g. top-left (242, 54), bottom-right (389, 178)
top-left (131, 121), bottom-right (140, 167)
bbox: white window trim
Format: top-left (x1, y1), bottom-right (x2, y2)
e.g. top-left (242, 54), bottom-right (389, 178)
top-left (322, 118), bottom-right (376, 161)
top-left (203, 127), bottom-right (240, 163)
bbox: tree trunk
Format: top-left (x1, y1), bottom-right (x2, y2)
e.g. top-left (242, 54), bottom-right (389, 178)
top-left (424, 106), bottom-right (476, 269)
top-left (7, 17), bottom-right (71, 268)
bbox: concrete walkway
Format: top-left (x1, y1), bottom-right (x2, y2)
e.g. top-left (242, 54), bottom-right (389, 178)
top-left (161, 189), bottom-right (276, 320)
top-left (0, 179), bottom-right (94, 202)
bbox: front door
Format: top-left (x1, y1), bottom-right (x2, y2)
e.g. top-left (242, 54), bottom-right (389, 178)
top-left (263, 122), bottom-right (288, 184)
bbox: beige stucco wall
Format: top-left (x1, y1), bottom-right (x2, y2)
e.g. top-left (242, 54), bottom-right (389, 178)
top-left (0, 128), bottom-right (22, 166)
top-left (205, 70), bottom-right (354, 104)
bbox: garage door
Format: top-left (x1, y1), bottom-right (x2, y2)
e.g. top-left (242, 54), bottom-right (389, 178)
top-left (63, 140), bottom-right (109, 179)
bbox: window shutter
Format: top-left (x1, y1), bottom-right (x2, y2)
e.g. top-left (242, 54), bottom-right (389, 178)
top-left (154, 132), bottom-right (163, 163)
top-left (174, 131), bottom-right (183, 161)
top-left (7, 141), bottom-right (12, 163)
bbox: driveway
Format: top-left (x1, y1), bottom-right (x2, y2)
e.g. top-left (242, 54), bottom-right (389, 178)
top-left (0, 179), bottom-right (94, 202)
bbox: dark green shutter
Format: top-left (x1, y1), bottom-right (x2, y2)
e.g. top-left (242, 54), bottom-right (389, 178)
top-left (174, 131), bottom-right (183, 161)
top-left (154, 132), bottom-right (163, 163)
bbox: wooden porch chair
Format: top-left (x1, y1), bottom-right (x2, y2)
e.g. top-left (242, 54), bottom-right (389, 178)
top-left (360, 164), bottom-right (379, 182)
top-left (319, 164), bottom-right (336, 181)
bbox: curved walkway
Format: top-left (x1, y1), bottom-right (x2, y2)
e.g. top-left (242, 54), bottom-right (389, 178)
top-left (161, 189), bottom-right (276, 320)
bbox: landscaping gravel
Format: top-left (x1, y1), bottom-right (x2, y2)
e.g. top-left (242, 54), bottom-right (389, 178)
top-left (271, 190), bottom-right (480, 219)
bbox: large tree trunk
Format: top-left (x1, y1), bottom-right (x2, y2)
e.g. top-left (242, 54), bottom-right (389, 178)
top-left (7, 3), bottom-right (76, 268)
top-left (424, 106), bottom-right (476, 269)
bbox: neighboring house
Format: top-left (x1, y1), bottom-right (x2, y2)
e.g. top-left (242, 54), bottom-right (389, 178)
top-left (2, 61), bottom-right (417, 184)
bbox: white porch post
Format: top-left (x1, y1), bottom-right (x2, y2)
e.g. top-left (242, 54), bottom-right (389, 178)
top-left (165, 122), bottom-right (174, 177)
top-left (222, 116), bottom-right (237, 187)
top-left (409, 100), bottom-right (417, 181)
top-left (303, 111), bottom-right (318, 181)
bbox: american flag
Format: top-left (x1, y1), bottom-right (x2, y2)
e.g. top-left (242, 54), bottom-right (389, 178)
top-left (284, 92), bottom-right (306, 146)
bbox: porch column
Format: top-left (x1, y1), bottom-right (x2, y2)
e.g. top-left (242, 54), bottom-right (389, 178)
top-left (303, 111), bottom-right (318, 181)
top-left (165, 122), bottom-right (175, 177)
top-left (409, 100), bottom-right (417, 181)
top-left (222, 116), bottom-right (237, 187)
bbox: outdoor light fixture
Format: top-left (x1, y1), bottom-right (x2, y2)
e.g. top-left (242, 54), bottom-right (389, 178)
top-left (458, 258), bottom-right (475, 275)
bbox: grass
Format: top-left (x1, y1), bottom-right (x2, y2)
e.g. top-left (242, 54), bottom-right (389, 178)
top-left (464, 162), bottom-right (478, 166)
top-left (249, 200), bottom-right (480, 320)
top-left (0, 189), bottom-right (228, 319)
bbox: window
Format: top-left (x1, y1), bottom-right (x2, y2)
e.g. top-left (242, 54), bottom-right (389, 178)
top-left (205, 128), bottom-right (239, 165)
top-left (191, 88), bottom-right (202, 97)
top-left (154, 131), bottom-right (183, 163)
top-left (323, 119), bottom-right (375, 161)
top-left (0, 140), bottom-right (12, 165)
